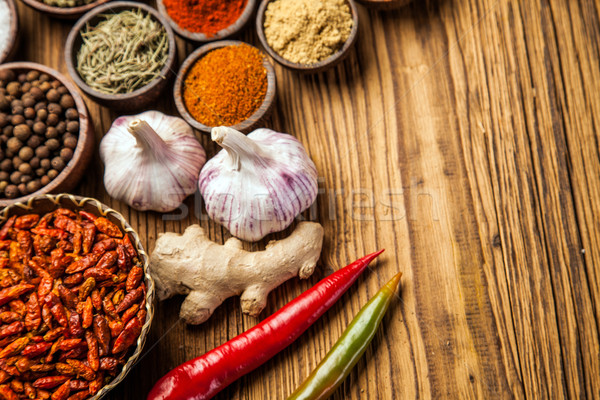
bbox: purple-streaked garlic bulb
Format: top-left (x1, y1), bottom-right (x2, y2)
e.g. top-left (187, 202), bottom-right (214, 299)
top-left (199, 126), bottom-right (318, 242)
top-left (100, 111), bottom-right (206, 212)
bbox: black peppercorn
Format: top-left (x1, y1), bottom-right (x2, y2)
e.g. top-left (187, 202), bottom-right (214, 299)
top-left (46, 113), bottom-right (59, 127)
top-left (10, 171), bottom-right (22, 184)
top-left (47, 169), bottom-right (58, 179)
top-left (6, 137), bottom-right (22, 153)
top-left (27, 135), bottom-right (42, 149)
top-left (35, 146), bottom-right (50, 159)
top-left (63, 135), bottom-right (77, 150)
top-left (56, 121), bottom-right (66, 135)
top-left (40, 176), bottom-right (50, 186)
top-left (46, 139), bottom-right (60, 151)
top-left (29, 157), bottom-right (40, 169)
top-left (0, 159), bottom-right (12, 172)
top-left (40, 158), bottom-right (50, 170)
top-left (24, 107), bottom-right (36, 120)
top-left (6, 82), bottom-right (20, 97)
top-left (26, 180), bottom-right (42, 194)
top-left (26, 71), bottom-right (40, 82)
top-left (4, 185), bottom-right (19, 199)
top-left (36, 109), bottom-right (48, 121)
top-left (22, 95), bottom-right (35, 108)
top-left (66, 121), bottom-right (79, 134)
top-left (30, 87), bottom-right (44, 101)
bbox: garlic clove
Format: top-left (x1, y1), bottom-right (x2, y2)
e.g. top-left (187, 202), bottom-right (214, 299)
top-left (199, 126), bottom-right (318, 242)
top-left (100, 111), bottom-right (206, 212)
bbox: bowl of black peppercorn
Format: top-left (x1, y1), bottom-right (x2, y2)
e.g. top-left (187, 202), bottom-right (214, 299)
top-left (0, 62), bottom-right (95, 206)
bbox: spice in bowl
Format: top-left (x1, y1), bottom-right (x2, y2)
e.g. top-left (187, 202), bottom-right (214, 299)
top-left (0, 0), bottom-right (11, 57)
top-left (163, 0), bottom-right (247, 37)
top-left (37, 0), bottom-right (93, 7)
top-left (76, 9), bottom-right (169, 95)
top-left (183, 44), bottom-right (267, 127)
top-left (0, 209), bottom-right (147, 400)
top-left (0, 69), bottom-right (80, 200)
top-left (263, 0), bottom-right (354, 65)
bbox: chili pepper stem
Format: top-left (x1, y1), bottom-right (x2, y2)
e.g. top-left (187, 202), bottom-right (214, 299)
top-left (287, 272), bottom-right (402, 400)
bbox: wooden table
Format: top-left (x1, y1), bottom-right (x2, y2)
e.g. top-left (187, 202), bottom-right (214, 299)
top-left (11, 0), bottom-right (600, 398)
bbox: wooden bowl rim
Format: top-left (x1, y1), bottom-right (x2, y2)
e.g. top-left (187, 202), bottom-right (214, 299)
top-left (0, 193), bottom-right (155, 400)
top-left (0, 62), bottom-right (93, 207)
top-left (0, 0), bottom-right (19, 64)
top-left (173, 40), bottom-right (277, 134)
top-left (156, 0), bottom-right (256, 43)
top-left (19, 0), bottom-right (112, 19)
top-left (64, 1), bottom-right (177, 102)
top-left (256, 0), bottom-right (359, 73)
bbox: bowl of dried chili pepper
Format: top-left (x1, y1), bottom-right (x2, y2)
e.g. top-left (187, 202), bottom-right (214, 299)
top-left (156, 0), bottom-right (256, 43)
top-left (174, 40), bottom-right (276, 134)
top-left (0, 193), bottom-right (154, 400)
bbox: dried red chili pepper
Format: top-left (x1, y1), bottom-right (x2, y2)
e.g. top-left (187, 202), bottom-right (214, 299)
top-left (66, 391), bottom-right (88, 400)
top-left (93, 316), bottom-right (110, 357)
top-left (68, 380), bottom-right (87, 391)
top-left (63, 273), bottom-right (83, 287)
top-left (115, 286), bottom-right (143, 313)
top-left (91, 238), bottom-right (115, 255)
top-left (22, 342), bottom-right (53, 358)
top-left (57, 285), bottom-right (77, 311)
top-left (8, 380), bottom-right (22, 393)
top-left (0, 311), bottom-right (20, 324)
top-left (112, 316), bottom-right (141, 354)
top-left (82, 267), bottom-right (113, 282)
top-left (33, 376), bottom-right (69, 389)
top-left (93, 218), bottom-right (122, 238)
top-left (65, 360), bottom-right (94, 381)
top-left (67, 313), bottom-right (84, 338)
top-left (121, 304), bottom-right (139, 325)
top-left (14, 215), bottom-right (40, 230)
top-left (80, 298), bottom-right (93, 330)
top-left (50, 379), bottom-right (70, 400)
top-left (0, 321), bottom-right (23, 339)
top-left (65, 254), bottom-right (100, 275)
top-left (23, 382), bottom-right (35, 399)
top-left (0, 217), bottom-right (16, 240)
top-left (0, 284), bottom-right (35, 307)
top-left (24, 293), bottom-right (41, 331)
top-left (0, 384), bottom-right (18, 400)
top-left (0, 337), bottom-right (29, 358)
top-left (84, 331), bottom-right (99, 372)
top-left (125, 266), bottom-right (143, 293)
top-left (81, 223), bottom-right (96, 255)
top-left (43, 328), bottom-right (64, 342)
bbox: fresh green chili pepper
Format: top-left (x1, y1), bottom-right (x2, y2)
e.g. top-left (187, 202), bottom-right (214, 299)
top-left (287, 272), bottom-right (402, 400)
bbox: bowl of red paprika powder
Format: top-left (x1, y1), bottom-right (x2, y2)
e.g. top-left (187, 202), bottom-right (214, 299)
top-left (174, 40), bottom-right (276, 134)
top-left (157, 0), bottom-right (256, 43)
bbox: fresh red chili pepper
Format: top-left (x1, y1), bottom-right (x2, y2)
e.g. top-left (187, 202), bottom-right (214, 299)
top-left (147, 250), bottom-right (384, 400)
top-left (287, 272), bottom-right (402, 400)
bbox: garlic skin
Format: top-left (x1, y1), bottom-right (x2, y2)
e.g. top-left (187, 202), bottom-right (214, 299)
top-left (100, 111), bottom-right (206, 212)
top-left (199, 127), bottom-right (318, 242)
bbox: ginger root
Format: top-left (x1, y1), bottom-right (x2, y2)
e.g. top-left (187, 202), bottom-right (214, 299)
top-left (149, 222), bottom-right (324, 325)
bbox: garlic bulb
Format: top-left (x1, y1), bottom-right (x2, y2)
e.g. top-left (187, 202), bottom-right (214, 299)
top-left (100, 111), bottom-right (206, 212)
top-left (199, 126), bottom-right (318, 242)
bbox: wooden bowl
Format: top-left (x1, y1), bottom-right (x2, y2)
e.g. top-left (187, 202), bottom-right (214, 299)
top-left (156, 0), bottom-right (256, 43)
top-left (0, 0), bottom-right (19, 64)
top-left (355, 0), bottom-right (412, 9)
top-left (0, 62), bottom-right (95, 207)
top-left (0, 193), bottom-right (155, 400)
top-left (19, 0), bottom-right (111, 20)
top-left (173, 40), bottom-right (276, 134)
top-left (64, 1), bottom-right (177, 112)
top-left (256, 0), bottom-right (359, 73)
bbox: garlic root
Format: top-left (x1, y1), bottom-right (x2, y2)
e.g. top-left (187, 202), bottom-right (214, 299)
top-left (150, 222), bottom-right (324, 325)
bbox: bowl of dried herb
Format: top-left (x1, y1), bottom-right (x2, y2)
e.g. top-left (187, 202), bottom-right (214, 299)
top-left (256, 0), bottom-right (359, 73)
top-left (173, 40), bottom-right (276, 134)
top-left (156, 0), bottom-right (256, 43)
top-left (19, 0), bottom-right (111, 20)
top-left (64, 1), bottom-right (177, 111)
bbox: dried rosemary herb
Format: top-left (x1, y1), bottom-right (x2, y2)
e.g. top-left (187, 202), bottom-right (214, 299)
top-left (76, 9), bottom-right (169, 95)
top-left (39, 0), bottom-right (93, 7)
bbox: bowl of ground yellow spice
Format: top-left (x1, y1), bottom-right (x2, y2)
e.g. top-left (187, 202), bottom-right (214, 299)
top-left (174, 41), bottom-right (276, 134)
top-left (256, 0), bottom-right (359, 73)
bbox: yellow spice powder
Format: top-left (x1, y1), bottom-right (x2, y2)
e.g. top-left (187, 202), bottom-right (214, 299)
top-left (263, 0), bottom-right (353, 65)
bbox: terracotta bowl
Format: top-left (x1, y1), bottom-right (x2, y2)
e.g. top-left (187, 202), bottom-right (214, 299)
top-left (156, 0), bottom-right (256, 43)
top-left (65, 1), bottom-right (177, 112)
top-left (0, 62), bottom-right (95, 208)
top-left (173, 40), bottom-right (276, 134)
top-left (0, 0), bottom-right (19, 64)
top-left (0, 193), bottom-right (155, 400)
top-left (256, 0), bottom-right (359, 73)
top-left (19, 0), bottom-right (112, 20)
top-left (355, 0), bottom-right (413, 9)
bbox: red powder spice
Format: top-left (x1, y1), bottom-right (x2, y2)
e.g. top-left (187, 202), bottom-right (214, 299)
top-left (163, 0), bottom-right (248, 37)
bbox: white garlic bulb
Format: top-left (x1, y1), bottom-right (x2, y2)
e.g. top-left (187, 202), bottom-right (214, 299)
top-left (199, 126), bottom-right (318, 242)
top-left (100, 111), bottom-right (206, 212)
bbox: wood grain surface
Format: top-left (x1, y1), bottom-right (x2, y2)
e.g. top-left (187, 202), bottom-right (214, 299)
top-left (8, 0), bottom-right (600, 398)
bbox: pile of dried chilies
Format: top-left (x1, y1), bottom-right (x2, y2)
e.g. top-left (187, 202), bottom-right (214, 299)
top-left (0, 210), bottom-right (147, 400)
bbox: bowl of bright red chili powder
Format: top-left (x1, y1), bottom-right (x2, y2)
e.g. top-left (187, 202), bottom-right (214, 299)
top-left (174, 40), bottom-right (276, 134)
top-left (157, 0), bottom-right (256, 42)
